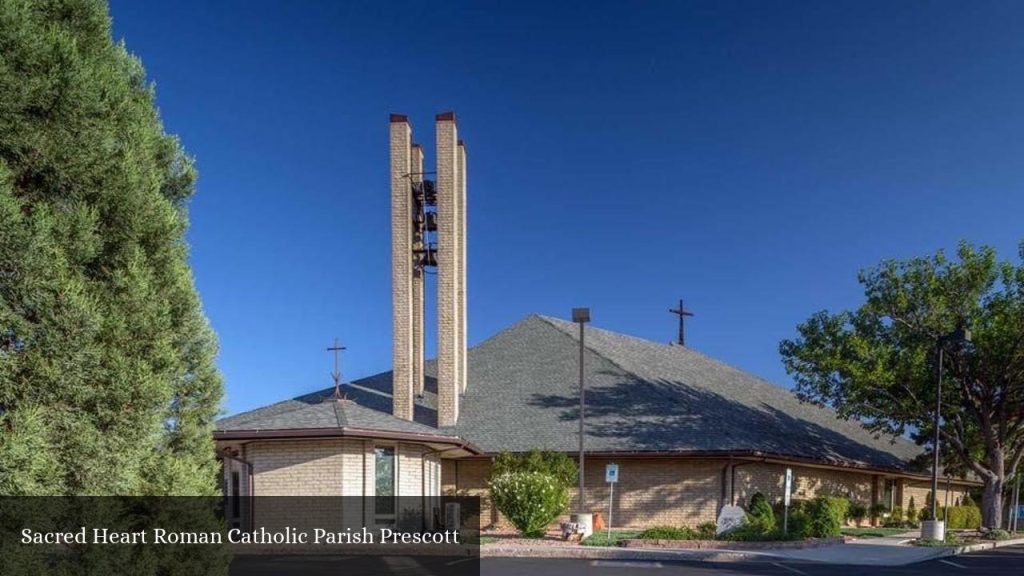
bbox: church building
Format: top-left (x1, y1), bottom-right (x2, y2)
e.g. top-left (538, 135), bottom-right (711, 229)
top-left (215, 113), bottom-right (976, 531)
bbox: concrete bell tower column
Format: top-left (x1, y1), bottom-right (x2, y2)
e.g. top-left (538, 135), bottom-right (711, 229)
top-left (436, 112), bottom-right (461, 427)
top-left (390, 114), bottom-right (414, 421)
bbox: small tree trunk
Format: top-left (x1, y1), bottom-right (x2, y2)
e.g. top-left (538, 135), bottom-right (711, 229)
top-left (981, 477), bottom-right (1004, 529)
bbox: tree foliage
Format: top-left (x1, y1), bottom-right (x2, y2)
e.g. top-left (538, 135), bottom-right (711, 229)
top-left (492, 450), bottom-right (578, 488)
top-left (780, 242), bottom-right (1024, 527)
top-left (0, 0), bottom-right (222, 495)
top-left (489, 471), bottom-right (570, 537)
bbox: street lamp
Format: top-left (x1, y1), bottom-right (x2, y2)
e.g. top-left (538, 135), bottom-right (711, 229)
top-left (571, 307), bottom-right (592, 537)
top-left (924, 325), bottom-right (971, 541)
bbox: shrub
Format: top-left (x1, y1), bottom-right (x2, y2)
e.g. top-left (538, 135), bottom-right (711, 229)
top-left (869, 503), bottom-right (888, 524)
top-left (725, 523), bottom-right (778, 541)
top-left (638, 526), bottom-right (698, 540)
top-left (492, 451), bottom-right (578, 487)
top-left (986, 529), bottom-right (1011, 541)
top-left (772, 499), bottom-right (811, 538)
top-left (944, 504), bottom-right (982, 529)
top-left (883, 506), bottom-right (905, 528)
top-left (489, 471), bottom-right (569, 537)
top-left (787, 509), bottom-right (811, 538)
top-left (907, 497), bottom-right (917, 526)
top-left (747, 493), bottom-right (776, 534)
top-left (919, 507), bottom-right (931, 522)
top-left (806, 497), bottom-right (849, 538)
top-left (696, 522), bottom-right (717, 539)
top-left (848, 501), bottom-right (868, 527)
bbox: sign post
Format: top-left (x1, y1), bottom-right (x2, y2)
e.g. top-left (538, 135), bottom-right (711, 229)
top-left (783, 468), bottom-right (793, 535)
top-left (605, 463), bottom-right (619, 540)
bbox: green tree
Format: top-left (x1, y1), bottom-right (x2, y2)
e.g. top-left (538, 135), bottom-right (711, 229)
top-left (0, 0), bottom-right (222, 495)
top-left (780, 242), bottom-right (1024, 528)
top-left (492, 450), bottom-right (578, 487)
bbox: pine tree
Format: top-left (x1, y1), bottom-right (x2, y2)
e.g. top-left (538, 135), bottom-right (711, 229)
top-left (0, 0), bottom-right (222, 495)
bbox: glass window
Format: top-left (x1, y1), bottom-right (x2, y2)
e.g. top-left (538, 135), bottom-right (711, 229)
top-left (375, 446), bottom-right (396, 518)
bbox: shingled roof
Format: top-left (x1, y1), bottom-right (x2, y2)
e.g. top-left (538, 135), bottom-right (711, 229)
top-left (219, 314), bottom-right (923, 472)
top-left (214, 384), bottom-right (480, 453)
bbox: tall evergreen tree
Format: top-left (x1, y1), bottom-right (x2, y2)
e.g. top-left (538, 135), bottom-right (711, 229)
top-left (0, 0), bottom-right (222, 495)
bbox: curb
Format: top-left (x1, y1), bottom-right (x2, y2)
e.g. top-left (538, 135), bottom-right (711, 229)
top-left (480, 545), bottom-right (761, 562)
top-left (939, 536), bottom-right (1024, 558)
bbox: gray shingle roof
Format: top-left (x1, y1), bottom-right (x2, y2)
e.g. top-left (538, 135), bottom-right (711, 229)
top-left (219, 314), bottom-right (923, 471)
top-left (215, 385), bottom-right (443, 436)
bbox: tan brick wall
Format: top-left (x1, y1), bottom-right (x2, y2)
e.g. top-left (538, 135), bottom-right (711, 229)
top-left (732, 463), bottom-right (872, 508)
top-left (240, 439), bottom-right (442, 498)
top-left (901, 479), bottom-right (970, 513)
top-left (457, 140), bottom-right (467, 393)
top-left (390, 115), bottom-right (414, 420)
top-left (444, 458), bottom-right (726, 529)
top-left (436, 112), bottom-right (460, 426)
top-left (439, 457), bottom-right (979, 531)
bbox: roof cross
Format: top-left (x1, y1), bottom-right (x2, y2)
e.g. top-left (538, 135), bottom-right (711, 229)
top-left (669, 299), bottom-right (695, 346)
top-left (327, 338), bottom-right (346, 399)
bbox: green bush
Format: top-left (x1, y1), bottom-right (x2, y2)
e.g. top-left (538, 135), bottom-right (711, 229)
top-left (944, 504), bottom-right (982, 529)
top-left (696, 522), bottom-right (717, 539)
top-left (489, 471), bottom-right (569, 537)
top-left (725, 523), bottom-right (778, 541)
top-left (747, 493), bottom-right (776, 533)
top-left (638, 526), bottom-right (698, 540)
top-left (806, 497), bottom-right (849, 538)
top-left (883, 506), bottom-right (906, 528)
top-left (986, 529), bottom-right (1011, 541)
top-left (848, 501), bottom-right (868, 526)
top-left (869, 503), bottom-right (888, 523)
top-left (907, 497), bottom-right (917, 526)
top-left (492, 451), bottom-right (578, 487)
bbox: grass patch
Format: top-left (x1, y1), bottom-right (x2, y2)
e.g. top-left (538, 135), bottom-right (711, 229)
top-left (840, 527), bottom-right (908, 538)
top-left (479, 536), bottom-right (499, 545)
top-left (581, 530), bottom-right (643, 547)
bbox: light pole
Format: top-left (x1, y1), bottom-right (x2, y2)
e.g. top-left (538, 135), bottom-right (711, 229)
top-left (925, 325), bottom-right (971, 540)
top-left (571, 307), bottom-right (591, 537)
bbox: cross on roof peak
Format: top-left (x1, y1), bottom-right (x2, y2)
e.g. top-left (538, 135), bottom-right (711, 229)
top-left (668, 299), bottom-right (695, 346)
top-left (327, 338), bottom-right (346, 399)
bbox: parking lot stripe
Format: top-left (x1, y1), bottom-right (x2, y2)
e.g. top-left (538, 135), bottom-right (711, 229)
top-left (938, 559), bottom-right (968, 568)
top-left (590, 560), bottom-right (663, 568)
top-left (771, 562), bottom-right (808, 575)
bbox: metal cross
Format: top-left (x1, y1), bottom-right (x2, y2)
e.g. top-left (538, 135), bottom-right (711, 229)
top-left (327, 338), bottom-right (346, 399)
top-left (669, 299), bottom-right (695, 346)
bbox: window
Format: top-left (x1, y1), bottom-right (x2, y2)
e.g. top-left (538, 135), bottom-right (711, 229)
top-left (883, 479), bottom-right (896, 509)
top-left (231, 472), bottom-right (241, 519)
top-left (374, 446), bottom-right (396, 524)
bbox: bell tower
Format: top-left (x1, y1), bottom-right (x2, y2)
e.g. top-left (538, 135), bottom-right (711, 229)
top-left (390, 113), bottom-right (467, 426)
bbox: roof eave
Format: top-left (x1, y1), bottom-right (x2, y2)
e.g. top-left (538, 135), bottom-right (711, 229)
top-left (213, 426), bottom-right (484, 455)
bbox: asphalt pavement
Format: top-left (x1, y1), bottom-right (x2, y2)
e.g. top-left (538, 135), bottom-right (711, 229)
top-left (479, 544), bottom-right (1024, 575)
top-left (227, 545), bottom-right (1024, 575)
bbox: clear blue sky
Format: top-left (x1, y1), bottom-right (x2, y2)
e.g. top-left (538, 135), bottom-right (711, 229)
top-left (109, 1), bottom-right (1024, 415)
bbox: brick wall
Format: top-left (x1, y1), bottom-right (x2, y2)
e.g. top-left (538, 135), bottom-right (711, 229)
top-left (390, 115), bottom-right (414, 421)
top-left (440, 456), bottom-right (976, 530)
top-left (436, 113), bottom-right (460, 426)
top-left (444, 457), bottom-right (726, 529)
top-left (732, 463), bottom-right (873, 507)
top-left (901, 479), bottom-right (970, 512)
